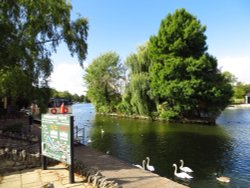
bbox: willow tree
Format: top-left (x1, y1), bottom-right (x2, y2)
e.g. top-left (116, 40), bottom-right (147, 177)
top-left (148, 9), bottom-right (232, 123)
top-left (120, 44), bottom-right (155, 116)
top-left (0, 0), bottom-right (88, 111)
top-left (84, 52), bottom-right (125, 113)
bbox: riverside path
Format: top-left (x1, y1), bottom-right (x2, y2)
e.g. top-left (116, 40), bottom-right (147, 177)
top-left (74, 144), bottom-right (189, 188)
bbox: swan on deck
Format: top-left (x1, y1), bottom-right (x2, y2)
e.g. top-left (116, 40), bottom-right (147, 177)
top-left (145, 157), bottom-right (155, 171)
top-left (133, 159), bottom-right (146, 170)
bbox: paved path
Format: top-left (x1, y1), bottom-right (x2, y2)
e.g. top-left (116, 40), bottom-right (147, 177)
top-left (0, 163), bottom-right (92, 188)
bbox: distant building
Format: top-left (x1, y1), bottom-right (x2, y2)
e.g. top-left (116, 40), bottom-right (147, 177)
top-left (245, 93), bottom-right (250, 104)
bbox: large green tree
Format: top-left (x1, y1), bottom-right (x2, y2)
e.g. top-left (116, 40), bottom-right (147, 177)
top-left (148, 9), bottom-right (232, 123)
top-left (84, 52), bottom-right (125, 113)
top-left (120, 44), bottom-right (155, 116)
top-left (0, 0), bottom-right (88, 110)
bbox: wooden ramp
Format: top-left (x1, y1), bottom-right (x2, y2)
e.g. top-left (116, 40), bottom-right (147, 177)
top-left (74, 145), bottom-right (188, 188)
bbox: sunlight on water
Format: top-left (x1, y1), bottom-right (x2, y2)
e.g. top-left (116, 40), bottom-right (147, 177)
top-left (73, 104), bottom-right (250, 188)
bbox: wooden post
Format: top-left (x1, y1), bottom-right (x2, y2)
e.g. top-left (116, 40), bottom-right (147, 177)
top-left (69, 116), bottom-right (74, 183)
top-left (42, 155), bottom-right (47, 170)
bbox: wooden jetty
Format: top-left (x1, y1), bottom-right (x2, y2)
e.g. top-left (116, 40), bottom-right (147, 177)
top-left (74, 145), bottom-right (188, 188)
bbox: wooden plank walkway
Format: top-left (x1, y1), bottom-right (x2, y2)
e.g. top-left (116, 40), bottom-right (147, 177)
top-left (74, 145), bottom-right (188, 188)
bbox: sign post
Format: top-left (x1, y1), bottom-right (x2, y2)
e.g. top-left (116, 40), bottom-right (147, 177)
top-left (69, 116), bottom-right (74, 183)
top-left (41, 114), bottom-right (74, 183)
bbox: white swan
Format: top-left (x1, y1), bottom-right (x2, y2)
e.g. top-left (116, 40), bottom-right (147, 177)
top-left (146, 157), bottom-right (155, 171)
top-left (179, 159), bottom-right (193, 173)
top-left (173, 164), bottom-right (193, 179)
top-left (133, 160), bottom-right (146, 169)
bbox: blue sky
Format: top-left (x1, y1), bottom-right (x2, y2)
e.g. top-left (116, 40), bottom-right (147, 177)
top-left (50, 0), bottom-right (250, 95)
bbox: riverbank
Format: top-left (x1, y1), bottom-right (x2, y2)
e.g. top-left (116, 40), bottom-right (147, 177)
top-left (226, 103), bottom-right (250, 109)
top-left (98, 112), bottom-right (215, 124)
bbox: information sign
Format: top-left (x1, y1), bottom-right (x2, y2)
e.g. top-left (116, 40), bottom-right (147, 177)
top-left (41, 114), bottom-right (72, 165)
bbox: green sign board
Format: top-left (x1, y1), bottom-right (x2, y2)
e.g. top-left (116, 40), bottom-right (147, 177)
top-left (41, 114), bottom-right (73, 164)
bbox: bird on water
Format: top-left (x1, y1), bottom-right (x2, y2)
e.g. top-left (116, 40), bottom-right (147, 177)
top-left (173, 164), bottom-right (193, 179)
top-left (179, 159), bottom-right (193, 173)
top-left (215, 173), bottom-right (230, 183)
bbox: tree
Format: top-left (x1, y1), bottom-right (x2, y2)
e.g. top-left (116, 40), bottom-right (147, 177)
top-left (233, 82), bottom-right (250, 100)
top-left (222, 71), bottom-right (238, 85)
top-left (120, 44), bottom-right (155, 116)
top-left (149, 8), bottom-right (207, 61)
top-left (0, 0), bottom-right (88, 109)
top-left (148, 9), bottom-right (233, 123)
top-left (0, 66), bottom-right (34, 109)
top-left (84, 52), bottom-right (125, 113)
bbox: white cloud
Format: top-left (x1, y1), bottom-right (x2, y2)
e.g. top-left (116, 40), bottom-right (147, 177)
top-left (49, 63), bottom-right (86, 95)
top-left (218, 56), bottom-right (250, 84)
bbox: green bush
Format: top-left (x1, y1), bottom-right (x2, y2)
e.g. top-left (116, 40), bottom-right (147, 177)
top-left (160, 110), bottom-right (179, 121)
top-left (233, 98), bottom-right (244, 104)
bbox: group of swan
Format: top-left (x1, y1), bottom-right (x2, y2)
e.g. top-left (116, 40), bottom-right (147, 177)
top-left (174, 160), bottom-right (230, 183)
top-left (134, 158), bottom-right (230, 183)
top-left (133, 157), bottom-right (155, 171)
top-left (173, 159), bottom-right (193, 179)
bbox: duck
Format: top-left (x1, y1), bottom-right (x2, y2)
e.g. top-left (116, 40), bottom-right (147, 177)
top-left (133, 160), bottom-right (146, 169)
top-left (215, 173), bottom-right (230, 183)
top-left (145, 157), bottom-right (155, 171)
top-left (179, 159), bottom-right (193, 173)
top-left (173, 164), bottom-right (193, 179)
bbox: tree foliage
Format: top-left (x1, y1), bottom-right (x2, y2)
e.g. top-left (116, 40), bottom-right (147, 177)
top-left (0, 0), bottom-right (88, 110)
top-left (233, 82), bottom-right (250, 100)
top-left (83, 8), bottom-right (233, 124)
top-left (84, 52), bottom-right (125, 113)
top-left (148, 8), bottom-right (233, 123)
top-left (120, 44), bottom-right (155, 116)
top-left (149, 8), bottom-right (207, 61)
top-left (50, 88), bottom-right (89, 103)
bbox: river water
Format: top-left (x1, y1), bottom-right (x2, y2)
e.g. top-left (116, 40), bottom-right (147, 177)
top-left (72, 103), bottom-right (250, 188)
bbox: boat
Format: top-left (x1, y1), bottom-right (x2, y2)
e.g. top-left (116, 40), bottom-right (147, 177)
top-left (30, 98), bottom-right (73, 123)
top-left (48, 98), bottom-right (73, 114)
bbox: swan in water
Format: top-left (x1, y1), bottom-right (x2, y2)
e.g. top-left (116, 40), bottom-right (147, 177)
top-left (215, 173), bottom-right (230, 183)
top-left (173, 164), bottom-right (193, 179)
top-left (145, 157), bottom-right (155, 171)
top-left (133, 160), bottom-right (146, 169)
top-left (179, 159), bottom-right (193, 173)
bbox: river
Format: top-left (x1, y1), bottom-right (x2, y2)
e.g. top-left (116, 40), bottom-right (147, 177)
top-left (72, 103), bottom-right (250, 188)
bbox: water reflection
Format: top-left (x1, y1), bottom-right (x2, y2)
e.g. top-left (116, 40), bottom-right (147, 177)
top-left (73, 104), bottom-right (250, 188)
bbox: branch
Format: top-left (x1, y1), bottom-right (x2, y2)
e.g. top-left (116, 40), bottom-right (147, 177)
top-left (35, 36), bottom-right (63, 45)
